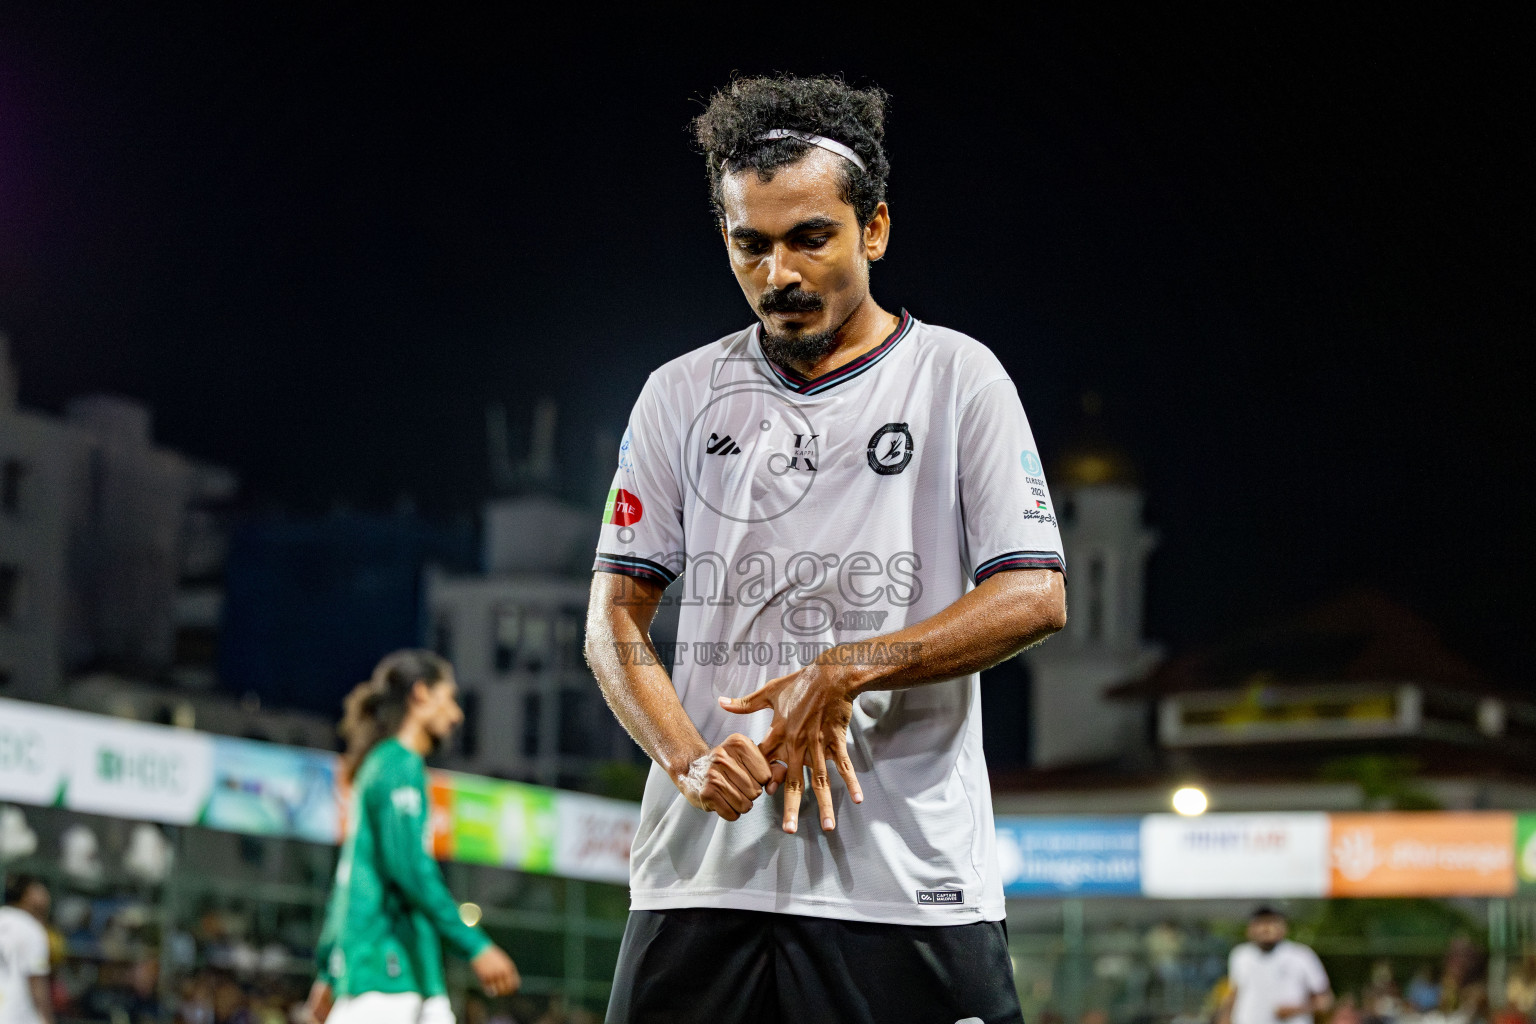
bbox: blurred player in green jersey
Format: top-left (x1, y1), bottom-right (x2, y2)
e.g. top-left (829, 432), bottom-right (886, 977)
top-left (304, 650), bottom-right (518, 1024)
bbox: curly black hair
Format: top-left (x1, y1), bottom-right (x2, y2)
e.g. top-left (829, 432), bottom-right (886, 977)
top-left (694, 75), bottom-right (890, 227)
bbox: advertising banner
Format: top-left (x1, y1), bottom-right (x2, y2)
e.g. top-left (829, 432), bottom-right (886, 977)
top-left (1517, 814), bottom-right (1536, 896)
top-left (1330, 813), bottom-right (1515, 897)
top-left (63, 714), bottom-right (215, 823)
top-left (202, 737), bottom-right (340, 844)
top-left (554, 790), bottom-right (638, 885)
top-left (0, 698), bottom-right (73, 805)
top-left (429, 771), bottom-right (562, 876)
top-left (995, 817), bottom-right (1141, 897)
top-left (1141, 813), bottom-right (1331, 898)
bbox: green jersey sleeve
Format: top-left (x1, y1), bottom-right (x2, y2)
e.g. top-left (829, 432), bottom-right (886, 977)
top-left (367, 753), bottom-right (492, 961)
top-left (313, 882), bottom-right (344, 986)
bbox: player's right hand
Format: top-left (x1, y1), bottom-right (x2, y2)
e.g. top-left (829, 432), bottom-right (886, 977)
top-left (472, 945), bottom-right (520, 997)
top-left (674, 734), bottom-right (773, 820)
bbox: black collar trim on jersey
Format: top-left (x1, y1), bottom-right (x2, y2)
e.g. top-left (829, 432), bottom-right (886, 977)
top-left (759, 309), bottom-right (914, 396)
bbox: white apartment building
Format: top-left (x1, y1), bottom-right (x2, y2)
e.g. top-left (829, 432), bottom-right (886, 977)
top-left (0, 334), bottom-right (237, 700)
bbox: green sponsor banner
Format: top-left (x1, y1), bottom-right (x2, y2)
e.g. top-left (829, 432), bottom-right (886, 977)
top-left (448, 774), bottom-right (505, 866)
top-left (1516, 814), bottom-right (1536, 894)
top-left (440, 772), bottom-right (558, 875)
top-left (495, 781), bottom-right (558, 875)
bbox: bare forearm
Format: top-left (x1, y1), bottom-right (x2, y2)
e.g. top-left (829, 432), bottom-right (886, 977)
top-left (1216, 990), bottom-right (1236, 1024)
top-left (585, 575), bottom-right (709, 779)
top-left (844, 568), bottom-right (1066, 695)
top-left (30, 977), bottom-right (53, 1024)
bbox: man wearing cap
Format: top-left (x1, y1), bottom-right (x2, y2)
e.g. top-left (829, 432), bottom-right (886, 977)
top-left (585, 74), bottom-right (1068, 1024)
top-left (1219, 907), bottom-right (1335, 1024)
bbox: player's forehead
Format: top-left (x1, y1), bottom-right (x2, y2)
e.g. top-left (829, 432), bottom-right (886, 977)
top-left (720, 148), bottom-right (855, 235)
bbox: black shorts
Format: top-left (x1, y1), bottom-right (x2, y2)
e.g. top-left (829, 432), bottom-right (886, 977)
top-left (605, 907), bottom-right (1025, 1024)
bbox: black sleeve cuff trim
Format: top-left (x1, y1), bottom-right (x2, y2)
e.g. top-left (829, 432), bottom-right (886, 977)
top-left (973, 550), bottom-right (1066, 584)
top-left (593, 552), bottom-right (679, 587)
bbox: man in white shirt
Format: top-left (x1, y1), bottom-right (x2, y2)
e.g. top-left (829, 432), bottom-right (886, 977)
top-left (1220, 907), bottom-right (1334, 1024)
top-left (0, 875), bottom-right (53, 1024)
top-left (586, 74), bottom-right (1067, 1023)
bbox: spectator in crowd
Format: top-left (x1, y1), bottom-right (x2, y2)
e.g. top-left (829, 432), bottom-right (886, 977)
top-left (1217, 907), bottom-right (1333, 1024)
top-left (0, 873), bottom-right (54, 1024)
top-left (1408, 967), bottom-right (1443, 1014)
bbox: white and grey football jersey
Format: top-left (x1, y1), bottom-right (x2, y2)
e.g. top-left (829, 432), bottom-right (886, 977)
top-left (594, 311), bottom-right (1065, 925)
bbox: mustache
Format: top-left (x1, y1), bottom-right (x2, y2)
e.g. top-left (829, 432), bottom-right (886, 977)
top-left (758, 287), bottom-right (824, 315)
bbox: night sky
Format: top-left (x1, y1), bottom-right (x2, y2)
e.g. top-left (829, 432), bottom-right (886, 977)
top-left (1, 9), bottom-right (1530, 679)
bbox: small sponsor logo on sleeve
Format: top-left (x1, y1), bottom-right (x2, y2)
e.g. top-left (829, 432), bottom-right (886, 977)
top-left (604, 488), bottom-right (644, 526)
top-left (1021, 449), bottom-right (1043, 475)
top-left (618, 427), bottom-right (635, 472)
top-left (916, 889), bottom-right (964, 905)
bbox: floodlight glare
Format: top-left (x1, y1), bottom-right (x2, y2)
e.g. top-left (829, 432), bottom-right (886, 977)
top-left (1172, 786), bottom-right (1209, 816)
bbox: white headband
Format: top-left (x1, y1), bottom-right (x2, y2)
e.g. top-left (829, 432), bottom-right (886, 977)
top-left (754, 129), bottom-right (868, 172)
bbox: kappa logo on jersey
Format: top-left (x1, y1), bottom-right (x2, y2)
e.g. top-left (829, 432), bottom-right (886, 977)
top-left (604, 488), bottom-right (643, 526)
top-left (867, 423), bottom-right (914, 475)
top-left (788, 432), bottom-right (819, 471)
top-left (706, 432), bottom-right (742, 455)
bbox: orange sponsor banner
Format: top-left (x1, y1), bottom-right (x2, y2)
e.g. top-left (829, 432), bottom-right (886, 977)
top-left (428, 770), bottom-right (455, 860)
top-left (1330, 812), bottom-right (1515, 897)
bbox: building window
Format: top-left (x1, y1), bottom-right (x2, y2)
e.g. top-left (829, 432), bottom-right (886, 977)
top-left (522, 692), bottom-right (542, 756)
top-left (1084, 552), bottom-right (1105, 643)
top-left (521, 613), bottom-right (552, 673)
top-left (494, 604), bottom-right (557, 673)
top-left (493, 606), bottom-right (522, 672)
top-left (459, 689), bottom-right (479, 759)
top-left (559, 607), bottom-right (586, 669)
top-left (1, 460), bottom-right (24, 515)
top-left (0, 564), bottom-right (24, 623)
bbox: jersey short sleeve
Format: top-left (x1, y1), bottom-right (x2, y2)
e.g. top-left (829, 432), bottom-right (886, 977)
top-left (19, 916), bottom-right (48, 977)
top-left (957, 378), bottom-right (1066, 584)
top-left (593, 373), bottom-right (686, 588)
top-left (1298, 945), bottom-right (1329, 993)
top-left (1228, 945), bottom-right (1249, 987)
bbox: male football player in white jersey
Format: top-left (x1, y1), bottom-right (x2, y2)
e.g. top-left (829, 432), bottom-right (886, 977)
top-left (585, 75), bottom-right (1068, 1024)
top-left (0, 875), bottom-right (53, 1024)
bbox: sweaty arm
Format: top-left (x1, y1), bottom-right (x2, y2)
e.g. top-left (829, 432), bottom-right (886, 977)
top-left (723, 567), bottom-right (1065, 832)
top-left (585, 571), bottom-right (773, 821)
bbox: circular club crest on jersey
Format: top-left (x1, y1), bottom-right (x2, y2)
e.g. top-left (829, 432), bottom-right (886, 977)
top-left (867, 422), bottom-right (914, 475)
top-left (604, 488), bottom-right (643, 526)
top-left (1020, 449), bottom-right (1042, 475)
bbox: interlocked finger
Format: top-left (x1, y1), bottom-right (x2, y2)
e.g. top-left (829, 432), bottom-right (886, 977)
top-left (810, 727), bottom-right (836, 831)
top-left (831, 728), bottom-right (862, 804)
top-left (781, 749), bottom-right (805, 833)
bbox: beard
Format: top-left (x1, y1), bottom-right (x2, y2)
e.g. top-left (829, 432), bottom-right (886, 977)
top-left (757, 286), bottom-right (857, 369)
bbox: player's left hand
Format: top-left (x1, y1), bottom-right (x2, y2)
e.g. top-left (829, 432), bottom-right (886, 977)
top-left (719, 658), bottom-right (863, 835)
top-left (301, 980), bottom-right (334, 1024)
